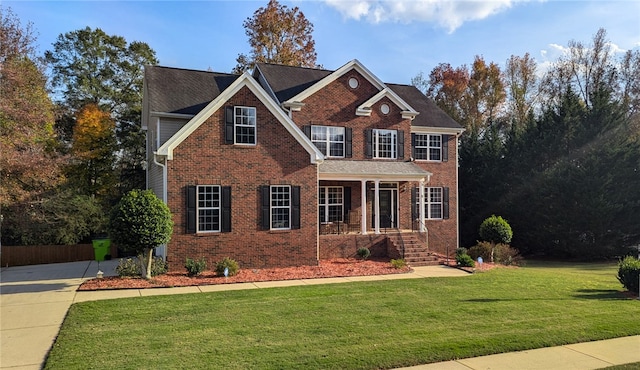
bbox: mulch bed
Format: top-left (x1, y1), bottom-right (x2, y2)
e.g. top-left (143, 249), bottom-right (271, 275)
top-left (79, 258), bottom-right (415, 291)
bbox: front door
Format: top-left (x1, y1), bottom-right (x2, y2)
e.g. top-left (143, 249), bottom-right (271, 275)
top-left (372, 187), bottom-right (398, 229)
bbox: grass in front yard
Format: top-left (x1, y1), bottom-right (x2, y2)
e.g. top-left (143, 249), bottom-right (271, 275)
top-left (45, 262), bottom-right (640, 369)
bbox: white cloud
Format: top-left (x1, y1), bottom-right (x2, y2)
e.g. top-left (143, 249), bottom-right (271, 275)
top-left (323, 0), bottom-right (535, 32)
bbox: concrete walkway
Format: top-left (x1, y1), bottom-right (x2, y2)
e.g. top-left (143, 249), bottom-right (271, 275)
top-left (1, 260), bottom-right (639, 370)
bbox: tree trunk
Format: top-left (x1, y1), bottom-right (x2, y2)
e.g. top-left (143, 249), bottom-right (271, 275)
top-left (145, 248), bottom-right (153, 280)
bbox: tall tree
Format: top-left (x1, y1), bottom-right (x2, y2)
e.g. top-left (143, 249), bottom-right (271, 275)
top-left (0, 6), bottom-right (63, 208)
top-left (233, 0), bottom-right (318, 73)
top-left (463, 56), bottom-right (506, 131)
top-left (419, 63), bottom-right (469, 124)
top-left (69, 104), bottom-right (117, 198)
top-left (45, 27), bottom-right (158, 199)
top-left (504, 53), bottom-right (539, 134)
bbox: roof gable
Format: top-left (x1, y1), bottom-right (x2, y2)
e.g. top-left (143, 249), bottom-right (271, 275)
top-left (155, 72), bottom-right (324, 162)
top-left (284, 59), bottom-right (387, 105)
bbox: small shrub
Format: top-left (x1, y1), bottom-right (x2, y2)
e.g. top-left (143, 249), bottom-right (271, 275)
top-left (390, 259), bottom-right (407, 269)
top-left (456, 253), bottom-right (475, 267)
top-left (150, 256), bottom-right (168, 276)
top-left (118, 256), bottom-right (167, 277)
top-left (617, 256), bottom-right (640, 294)
top-left (215, 257), bottom-right (239, 277)
top-left (455, 247), bottom-right (468, 257)
top-left (116, 257), bottom-right (140, 277)
top-left (356, 247), bottom-right (371, 260)
top-left (468, 242), bottom-right (523, 266)
top-left (185, 257), bottom-right (207, 277)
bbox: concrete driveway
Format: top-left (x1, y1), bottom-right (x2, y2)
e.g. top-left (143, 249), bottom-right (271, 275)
top-left (0, 260), bottom-right (118, 369)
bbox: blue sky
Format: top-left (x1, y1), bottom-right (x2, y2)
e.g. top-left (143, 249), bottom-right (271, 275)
top-left (5, 0), bottom-right (640, 84)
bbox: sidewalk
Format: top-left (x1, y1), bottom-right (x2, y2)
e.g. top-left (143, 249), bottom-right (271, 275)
top-left (1, 260), bottom-right (639, 369)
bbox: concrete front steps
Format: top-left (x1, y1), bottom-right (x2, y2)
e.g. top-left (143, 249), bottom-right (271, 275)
top-left (386, 233), bottom-right (451, 267)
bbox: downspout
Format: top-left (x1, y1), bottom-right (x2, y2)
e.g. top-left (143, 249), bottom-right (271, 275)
top-left (153, 153), bottom-right (168, 258)
top-left (455, 132), bottom-right (461, 250)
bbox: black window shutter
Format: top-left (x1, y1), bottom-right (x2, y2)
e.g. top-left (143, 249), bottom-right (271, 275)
top-left (224, 106), bottom-right (234, 144)
top-left (411, 133), bottom-right (416, 159)
top-left (443, 187), bottom-right (450, 219)
top-left (365, 129), bottom-right (373, 158)
top-left (343, 186), bottom-right (352, 216)
top-left (411, 187), bottom-right (417, 220)
top-left (260, 185), bottom-right (271, 230)
top-left (222, 186), bottom-right (232, 232)
top-left (303, 125), bottom-right (311, 138)
top-left (397, 130), bottom-right (404, 159)
top-left (442, 134), bottom-right (450, 162)
top-left (291, 186), bottom-right (301, 229)
top-left (345, 127), bottom-right (352, 158)
top-left (186, 186), bottom-right (197, 233)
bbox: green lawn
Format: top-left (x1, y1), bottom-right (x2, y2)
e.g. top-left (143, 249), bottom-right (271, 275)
top-left (45, 262), bottom-right (640, 369)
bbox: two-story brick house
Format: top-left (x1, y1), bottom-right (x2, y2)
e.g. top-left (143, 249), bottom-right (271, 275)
top-left (143, 59), bottom-right (463, 269)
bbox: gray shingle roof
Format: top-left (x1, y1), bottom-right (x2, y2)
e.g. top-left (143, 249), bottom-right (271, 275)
top-left (386, 83), bottom-right (462, 129)
top-left (254, 63), bottom-right (462, 130)
top-left (145, 66), bottom-right (240, 115)
top-left (254, 63), bottom-right (332, 103)
top-left (319, 160), bottom-right (431, 180)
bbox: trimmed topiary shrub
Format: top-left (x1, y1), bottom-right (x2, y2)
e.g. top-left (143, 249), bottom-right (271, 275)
top-left (185, 257), bottom-right (207, 277)
top-left (215, 257), bottom-right (239, 277)
top-left (356, 247), bottom-right (371, 260)
top-left (479, 215), bottom-right (513, 245)
top-left (617, 256), bottom-right (640, 294)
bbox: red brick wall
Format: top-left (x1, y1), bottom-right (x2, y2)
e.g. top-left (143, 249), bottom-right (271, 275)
top-left (166, 86), bottom-right (318, 269)
top-left (319, 234), bottom-right (389, 259)
top-left (414, 134), bottom-right (459, 253)
top-left (291, 69), bottom-right (459, 251)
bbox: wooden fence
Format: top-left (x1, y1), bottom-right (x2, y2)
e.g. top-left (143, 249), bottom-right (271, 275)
top-left (1, 244), bottom-right (119, 267)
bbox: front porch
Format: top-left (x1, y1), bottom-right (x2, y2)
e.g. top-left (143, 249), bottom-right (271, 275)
top-left (319, 230), bottom-right (452, 266)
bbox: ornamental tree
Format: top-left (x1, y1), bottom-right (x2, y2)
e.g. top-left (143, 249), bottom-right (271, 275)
top-left (479, 215), bottom-right (513, 262)
top-left (109, 190), bottom-right (173, 279)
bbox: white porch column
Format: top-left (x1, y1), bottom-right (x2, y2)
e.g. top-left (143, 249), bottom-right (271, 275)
top-left (419, 180), bottom-right (426, 232)
top-left (374, 180), bottom-right (381, 234)
top-left (360, 180), bottom-right (367, 235)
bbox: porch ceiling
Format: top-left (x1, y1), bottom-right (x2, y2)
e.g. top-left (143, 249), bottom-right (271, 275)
top-left (318, 160), bottom-right (431, 182)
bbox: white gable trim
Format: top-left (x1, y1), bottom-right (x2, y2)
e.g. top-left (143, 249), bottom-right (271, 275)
top-left (356, 88), bottom-right (418, 119)
top-left (284, 59), bottom-right (386, 105)
top-left (156, 72), bottom-right (324, 163)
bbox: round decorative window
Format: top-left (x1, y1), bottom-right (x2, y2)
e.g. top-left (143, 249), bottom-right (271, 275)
top-left (380, 103), bottom-right (390, 115)
top-left (348, 77), bottom-right (359, 89)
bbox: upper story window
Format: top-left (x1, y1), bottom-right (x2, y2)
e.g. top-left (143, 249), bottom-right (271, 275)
top-left (303, 125), bottom-right (352, 158)
top-left (311, 126), bottom-right (345, 158)
top-left (234, 106), bottom-right (256, 145)
top-left (365, 129), bottom-right (404, 160)
top-left (412, 133), bottom-right (450, 162)
top-left (225, 106), bottom-right (256, 145)
top-left (373, 129), bottom-right (397, 159)
top-left (414, 134), bottom-right (441, 161)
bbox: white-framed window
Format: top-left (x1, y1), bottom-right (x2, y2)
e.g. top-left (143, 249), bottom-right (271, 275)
top-left (271, 185), bottom-right (291, 229)
top-left (414, 134), bottom-right (442, 161)
top-left (319, 187), bottom-right (343, 222)
top-left (197, 185), bottom-right (221, 232)
top-left (373, 129), bottom-right (397, 159)
top-left (416, 187), bottom-right (443, 219)
top-left (311, 126), bottom-right (345, 157)
top-left (234, 106), bottom-right (256, 145)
